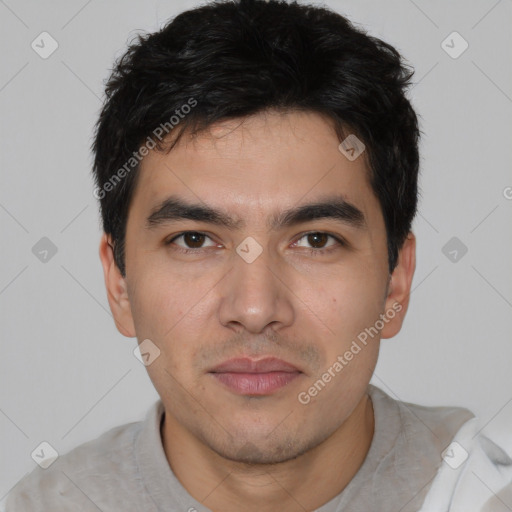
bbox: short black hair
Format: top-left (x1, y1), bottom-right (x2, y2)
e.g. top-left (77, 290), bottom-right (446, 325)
top-left (92, 0), bottom-right (420, 278)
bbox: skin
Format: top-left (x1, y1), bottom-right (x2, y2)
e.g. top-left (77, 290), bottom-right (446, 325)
top-left (99, 110), bottom-right (416, 512)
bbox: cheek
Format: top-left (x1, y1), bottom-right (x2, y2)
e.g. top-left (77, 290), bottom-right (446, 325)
top-left (127, 271), bottom-right (193, 358)
top-left (130, 278), bottom-right (203, 390)
top-left (304, 278), bottom-right (384, 396)
top-left (128, 268), bottom-right (218, 366)
top-left (318, 269), bottom-right (385, 341)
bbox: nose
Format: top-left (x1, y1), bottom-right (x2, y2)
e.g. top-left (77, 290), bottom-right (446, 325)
top-left (217, 246), bottom-right (294, 334)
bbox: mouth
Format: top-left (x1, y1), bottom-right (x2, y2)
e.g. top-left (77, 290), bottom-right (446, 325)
top-left (208, 357), bottom-right (302, 396)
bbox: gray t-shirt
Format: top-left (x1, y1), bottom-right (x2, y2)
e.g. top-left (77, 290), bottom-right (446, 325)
top-left (5, 384), bottom-right (474, 511)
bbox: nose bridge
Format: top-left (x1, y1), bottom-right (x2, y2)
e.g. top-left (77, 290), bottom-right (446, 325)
top-left (217, 240), bottom-right (294, 332)
top-left (234, 241), bottom-right (275, 289)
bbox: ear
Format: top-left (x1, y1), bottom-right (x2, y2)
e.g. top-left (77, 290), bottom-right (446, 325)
top-left (98, 233), bottom-right (136, 338)
top-left (380, 232), bottom-right (416, 339)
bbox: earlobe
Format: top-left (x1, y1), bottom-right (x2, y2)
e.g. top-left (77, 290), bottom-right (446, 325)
top-left (380, 232), bottom-right (416, 339)
top-left (98, 233), bottom-right (136, 338)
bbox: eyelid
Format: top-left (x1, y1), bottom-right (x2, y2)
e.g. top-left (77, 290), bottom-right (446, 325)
top-left (166, 230), bottom-right (347, 253)
top-left (166, 231), bottom-right (219, 248)
top-left (292, 231), bottom-right (346, 247)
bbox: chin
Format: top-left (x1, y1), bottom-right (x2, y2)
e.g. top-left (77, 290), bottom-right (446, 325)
top-left (201, 425), bottom-right (324, 466)
top-left (217, 440), bottom-right (305, 465)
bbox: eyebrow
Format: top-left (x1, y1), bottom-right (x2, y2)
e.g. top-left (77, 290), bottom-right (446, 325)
top-left (145, 194), bottom-right (366, 231)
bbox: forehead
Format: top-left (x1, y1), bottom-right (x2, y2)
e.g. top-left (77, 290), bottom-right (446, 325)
top-left (128, 110), bottom-right (381, 229)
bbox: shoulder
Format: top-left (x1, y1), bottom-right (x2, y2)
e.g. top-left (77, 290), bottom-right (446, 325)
top-left (367, 385), bottom-right (512, 511)
top-left (5, 416), bottom-right (149, 511)
top-left (368, 384), bottom-right (475, 452)
top-left (363, 384), bottom-right (475, 509)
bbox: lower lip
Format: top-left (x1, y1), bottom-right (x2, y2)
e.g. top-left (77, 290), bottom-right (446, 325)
top-left (211, 371), bottom-right (301, 395)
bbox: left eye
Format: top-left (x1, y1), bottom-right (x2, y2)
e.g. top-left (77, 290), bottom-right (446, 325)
top-left (293, 232), bottom-right (341, 250)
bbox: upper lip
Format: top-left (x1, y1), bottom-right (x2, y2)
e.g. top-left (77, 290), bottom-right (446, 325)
top-left (210, 357), bottom-right (301, 374)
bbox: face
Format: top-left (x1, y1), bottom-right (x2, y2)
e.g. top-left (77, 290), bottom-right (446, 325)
top-left (100, 110), bottom-right (415, 464)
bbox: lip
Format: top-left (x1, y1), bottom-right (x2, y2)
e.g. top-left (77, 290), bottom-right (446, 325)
top-left (210, 357), bottom-right (300, 373)
top-left (209, 357), bottom-right (302, 396)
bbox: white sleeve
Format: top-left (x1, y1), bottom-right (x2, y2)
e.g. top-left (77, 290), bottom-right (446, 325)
top-left (418, 417), bottom-right (512, 512)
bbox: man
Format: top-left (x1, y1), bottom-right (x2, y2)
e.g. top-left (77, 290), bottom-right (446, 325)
top-left (6, 0), bottom-right (512, 510)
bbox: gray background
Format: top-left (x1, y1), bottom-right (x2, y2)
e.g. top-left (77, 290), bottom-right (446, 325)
top-left (1, 0), bottom-right (511, 501)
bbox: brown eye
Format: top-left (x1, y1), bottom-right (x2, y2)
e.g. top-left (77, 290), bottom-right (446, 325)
top-left (182, 232), bottom-right (206, 248)
top-left (307, 232), bottom-right (329, 248)
top-left (292, 232), bottom-right (346, 256)
top-left (167, 231), bottom-right (217, 250)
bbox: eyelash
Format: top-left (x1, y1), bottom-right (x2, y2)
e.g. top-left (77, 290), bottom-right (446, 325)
top-left (165, 231), bottom-right (346, 256)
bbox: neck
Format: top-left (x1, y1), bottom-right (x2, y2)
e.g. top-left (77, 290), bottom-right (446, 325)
top-left (160, 392), bottom-right (374, 512)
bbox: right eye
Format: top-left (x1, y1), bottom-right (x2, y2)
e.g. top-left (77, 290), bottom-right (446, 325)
top-left (165, 231), bottom-right (219, 253)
